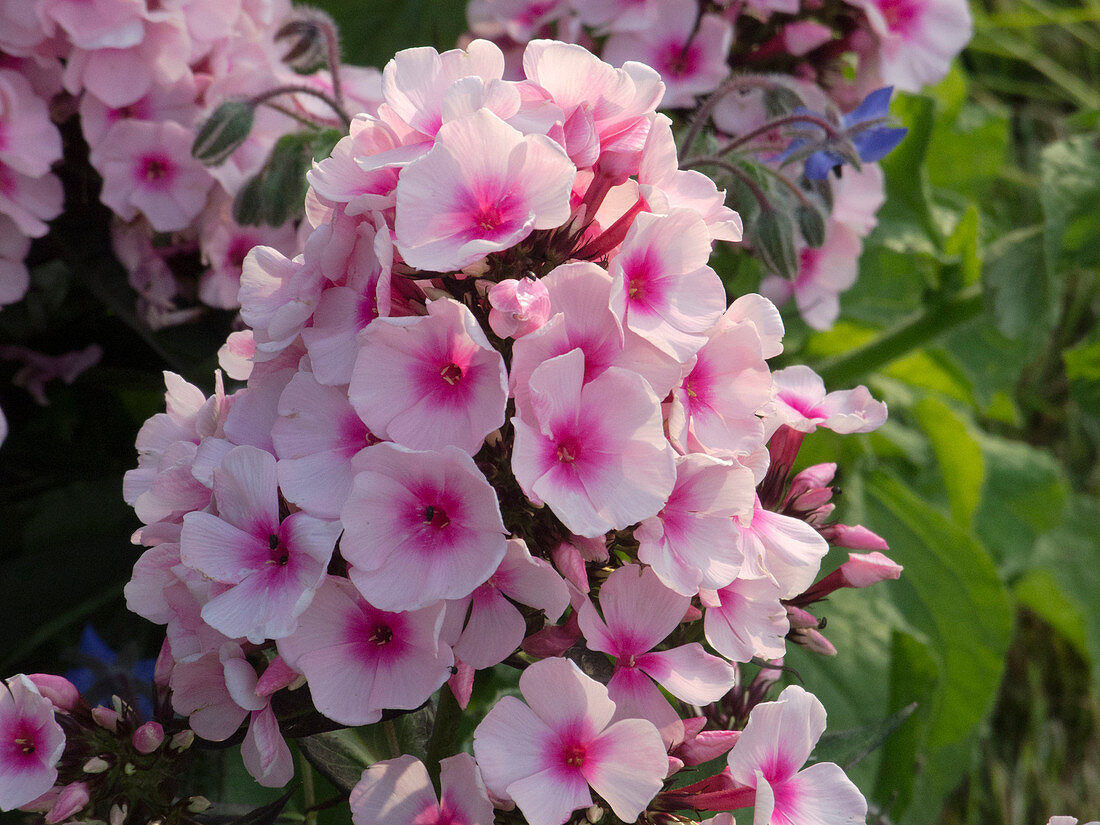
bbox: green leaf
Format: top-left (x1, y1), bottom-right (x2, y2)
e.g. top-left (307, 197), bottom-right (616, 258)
top-left (863, 473), bottom-right (1012, 825)
top-left (982, 225), bottom-right (1052, 348)
top-left (297, 727), bottom-right (381, 794)
top-left (913, 397), bottom-right (984, 526)
top-left (1013, 569), bottom-right (1090, 661)
top-left (1040, 135), bottom-right (1100, 273)
top-left (796, 202), bottom-right (827, 248)
top-left (753, 209), bottom-right (798, 279)
top-left (811, 701), bottom-right (919, 770)
top-left (192, 100), bottom-right (255, 165)
top-left (313, 0), bottom-right (468, 67)
top-left (878, 94), bottom-right (939, 245)
top-left (206, 786), bottom-right (297, 825)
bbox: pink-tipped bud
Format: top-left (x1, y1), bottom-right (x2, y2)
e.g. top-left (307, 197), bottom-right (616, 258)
top-left (791, 486), bottom-right (834, 512)
top-left (488, 277), bottom-right (552, 339)
top-left (786, 605), bottom-right (821, 629)
top-left (132, 722), bottom-right (164, 754)
top-left (26, 674), bottom-right (80, 711)
top-left (790, 628), bottom-right (837, 656)
top-left (788, 463), bottom-right (836, 497)
top-left (666, 755), bottom-right (685, 777)
top-left (255, 656), bottom-right (300, 697)
top-left (783, 20), bottom-right (834, 55)
top-left (45, 783), bottom-right (90, 824)
top-left (677, 729), bottom-right (741, 765)
top-left (839, 551), bottom-right (903, 587)
top-left (91, 706), bottom-right (119, 732)
top-left (821, 523), bottom-right (890, 551)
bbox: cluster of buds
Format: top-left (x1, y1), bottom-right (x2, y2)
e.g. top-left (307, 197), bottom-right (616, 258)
top-left (0, 673), bottom-right (201, 824)
top-left (115, 35), bottom-right (906, 825)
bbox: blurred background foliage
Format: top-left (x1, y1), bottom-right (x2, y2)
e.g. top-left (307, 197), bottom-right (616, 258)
top-left (1, 1), bottom-right (1099, 824)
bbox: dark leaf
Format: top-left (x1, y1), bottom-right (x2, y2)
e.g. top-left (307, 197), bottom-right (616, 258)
top-left (753, 209), bottom-right (799, 279)
top-left (193, 101), bottom-right (255, 166)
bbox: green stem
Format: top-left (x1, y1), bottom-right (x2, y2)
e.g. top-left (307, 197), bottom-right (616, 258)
top-left (297, 750), bottom-right (318, 825)
top-left (425, 688), bottom-right (462, 793)
top-left (814, 284), bottom-right (984, 387)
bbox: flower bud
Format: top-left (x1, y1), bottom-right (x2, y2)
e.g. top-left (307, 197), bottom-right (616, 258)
top-left (110, 802), bottom-right (128, 825)
top-left (132, 722), bottom-right (165, 754)
top-left (169, 730), bottom-right (195, 752)
top-left (192, 100), bottom-right (255, 166)
top-left (26, 674), bottom-right (81, 711)
top-left (187, 796), bottom-right (212, 813)
top-left (91, 706), bottom-right (119, 732)
top-left (585, 805), bottom-right (604, 823)
top-left (819, 523), bottom-right (890, 551)
top-left (83, 757), bottom-right (111, 774)
top-left (790, 628), bottom-right (837, 656)
top-left (45, 783), bottom-right (89, 824)
top-left (488, 277), bottom-right (551, 339)
top-left (838, 551), bottom-right (903, 587)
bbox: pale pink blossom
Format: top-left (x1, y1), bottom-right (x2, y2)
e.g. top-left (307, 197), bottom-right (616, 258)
top-left (602, 3), bottom-right (733, 109)
top-left (276, 576), bottom-right (454, 726)
top-left (44, 782), bottom-right (89, 824)
top-left (740, 497), bottom-right (829, 599)
top-left (0, 675), bottom-right (66, 812)
top-left (609, 208), bottom-right (726, 362)
top-left (340, 442), bottom-right (508, 612)
top-left (578, 564), bottom-right (736, 745)
top-left (179, 445), bottom-right (341, 642)
top-left (0, 70), bottom-right (63, 180)
top-left (0, 164), bottom-right (62, 239)
top-left (350, 298), bottom-right (507, 455)
top-left (727, 685), bottom-right (868, 825)
top-left (393, 108), bottom-right (575, 271)
top-left (488, 276), bottom-right (552, 339)
top-left (512, 348), bottom-right (676, 537)
top-left (768, 365), bottom-right (887, 435)
top-left (90, 120), bottom-right (214, 233)
top-left (238, 246), bottom-right (323, 361)
top-left (702, 576), bottom-right (789, 662)
top-left (38, 0), bottom-right (145, 50)
top-left (350, 753), bottom-right (494, 825)
top-left (473, 656), bottom-right (668, 825)
top-left (635, 453), bottom-right (755, 596)
top-left (853, 0), bottom-right (972, 92)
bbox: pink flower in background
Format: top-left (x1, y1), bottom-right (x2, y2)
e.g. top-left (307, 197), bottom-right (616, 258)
top-left (277, 577), bottom-right (453, 726)
top-left (853, 0), bottom-right (972, 92)
top-left (350, 753), bottom-right (494, 825)
top-left (394, 108), bottom-right (575, 271)
top-left (340, 442), bottom-right (508, 612)
top-left (727, 685), bottom-right (868, 825)
top-left (473, 656), bottom-right (667, 825)
top-left (511, 348), bottom-right (676, 537)
top-left (768, 365), bottom-right (887, 435)
top-left (0, 675), bottom-right (66, 812)
top-left (179, 445), bottom-right (342, 642)
top-left (350, 298), bottom-right (508, 455)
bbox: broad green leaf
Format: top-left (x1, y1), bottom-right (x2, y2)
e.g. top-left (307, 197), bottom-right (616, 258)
top-left (811, 701), bottom-right (918, 770)
top-left (864, 473), bottom-right (1012, 825)
top-left (982, 225), bottom-right (1052, 349)
top-left (1012, 569), bottom-right (1090, 661)
top-left (914, 397), bottom-right (984, 525)
top-left (1040, 135), bottom-right (1100, 274)
top-left (878, 94), bottom-right (939, 245)
top-left (942, 205), bottom-right (982, 289)
top-left (297, 727), bottom-right (382, 793)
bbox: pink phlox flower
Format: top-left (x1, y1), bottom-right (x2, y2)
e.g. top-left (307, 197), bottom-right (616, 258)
top-left (180, 445), bottom-right (341, 642)
top-left (830, 164), bottom-right (886, 238)
top-left (350, 753), bottom-right (494, 825)
top-left (666, 310), bottom-right (773, 463)
top-left (701, 575), bottom-right (789, 663)
top-left (276, 576), bottom-right (454, 726)
top-left (125, 538), bottom-right (184, 625)
top-left (169, 642), bottom-right (249, 742)
top-left (219, 362), bottom-right (299, 457)
top-left (0, 149), bottom-right (62, 239)
top-left (446, 538), bottom-right (570, 669)
top-left (379, 39), bottom-right (507, 139)
top-left (272, 369), bottom-right (375, 519)
top-left (512, 347), bottom-right (676, 537)
top-left (393, 108), bottom-right (575, 272)
top-left (89, 119), bottom-right (213, 233)
top-left (853, 0), bottom-right (972, 92)
top-left (218, 644), bottom-right (294, 788)
top-left (488, 276), bottom-right (552, 339)
top-left (551, 533), bottom-right (608, 593)
top-left (635, 452), bottom-right (755, 596)
top-left (638, 114), bottom-right (743, 243)
top-left (571, 0), bottom-right (662, 33)
top-left (0, 70), bottom-right (63, 180)
top-left (609, 208), bottom-right (726, 362)
top-left (739, 496), bottom-right (829, 599)
top-left (602, 2), bottom-right (733, 109)
top-left (727, 684), bottom-right (868, 825)
top-left (473, 656), bottom-right (668, 825)
top-left (521, 39), bottom-right (663, 173)
top-left (469, 0), bottom-right (575, 44)
top-left (340, 442), bottom-right (508, 612)
top-left (768, 365), bottom-right (887, 435)
top-left (0, 675), bottom-right (66, 813)
top-left (784, 20), bottom-right (836, 56)
top-left (577, 564), bottom-right (736, 746)
top-left (218, 330), bottom-right (255, 382)
top-left (672, 716), bottom-right (741, 766)
top-left (0, 215), bottom-right (31, 307)
top-left (62, 16), bottom-right (191, 108)
top-left (37, 0), bottom-right (145, 50)
top-left (239, 246), bottom-right (324, 361)
top-left (350, 297), bottom-right (507, 455)
top-left (77, 73), bottom-right (198, 147)
top-left (0, 343), bottom-right (102, 406)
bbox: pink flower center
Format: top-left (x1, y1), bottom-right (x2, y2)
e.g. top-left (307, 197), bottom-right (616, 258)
top-left (137, 153), bottom-right (176, 190)
top-left (423, 504), bottom-right (450, 530)
top-left (657, 40), bottom-right (700, 78)
top-left (226, 236), bottom-right (255, 271)
top-left (3, 719), bottom-right (43, 769)
top-left (473, 202), bottom-right (504, 232)
top-left (877, 0), bottom-right (922, 35)
top-left (778, 391), bottom-right (825, 421)
top-left (368, 623), bottom-right (394, 646)
top-left (440, 363), bottom-right (463, 385)
top-left (15, 736), bottom-right (34, 755)
top-left (266, 533), bottom-right (289, 566)
top-left (0, 166), bottom-right (13, 196)
top-left (563, 743), bottom-right (586, 768)
top-left (556, 440), bottom-right (579, 464)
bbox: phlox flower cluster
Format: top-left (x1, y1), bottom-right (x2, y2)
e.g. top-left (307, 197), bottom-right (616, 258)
top-left (0, 0), bottom-right (382, 328)
top-left (105, 37), bottom-right (908, 825)
top-left (465, 0), bottom-right (969, 330)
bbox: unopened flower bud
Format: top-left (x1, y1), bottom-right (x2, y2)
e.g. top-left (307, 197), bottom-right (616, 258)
top-left (110, 802), bottom-right (128, 825)
top-left (132, 722), bottom-right (164, 754)
top-left (790, 627), bottom-right (837, 656)
top-left (786, 605), bottom-right (821, 629)
top-left (820, 523), bottom-right (890, 551)
top-left (83, 757), bottom-right (111, 774)
top-left (488, 277), bottom-right (551, 339)
top-left (27, 674), bottom-right (81, 711)
top-left (187, 796), bottom-right (212, 813)
top-left (169, 730), bottom-right (195, 752)
top-left (585, 805), bottom-right (604, 823)
top-left (91, 706), bottom-right (119, 732)
top-left (45, 782), bottom-right (89, 824)
top-left (839, 551), bottom-right (903, 587)
top-left (274, 8), bottom-right (335, 72)
top-left (123, 762), bottom-right (136, 776)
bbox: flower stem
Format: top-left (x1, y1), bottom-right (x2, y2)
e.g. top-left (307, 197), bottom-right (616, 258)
top-left (250, 84), bottom-right (351, 129)
top-left (814, 284), bottom-right (984, 387)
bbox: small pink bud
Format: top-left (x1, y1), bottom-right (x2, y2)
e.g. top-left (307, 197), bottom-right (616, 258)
top-left (821, 523), bottom-right (890, 551)
top-left (26, 674), bottom-right (81, 711)
top-left (840, 551), bottom-right (903, 587)
top-left (91, 706), bottom-right (119, 732)
top-left (132, 722), bottom-right (164, 754)
top-left (783, 20), bottom-right (834, 56)
top-left (788, 463), bottom-right (836, 497)
top-left (786, 605), bottom-right (821, 629)
top-left (488, 277), bottom-right (551, 339)
top-left (677, 729), bottom-right (741, 765)
top-left (45, 783), bottom-right (90, 824)
top-left (666, 755), bottom-right (685, 777)
top-left (790, 628), bottom-right (837, 656)
top-left (792, 486), bottom-right (833, 512)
